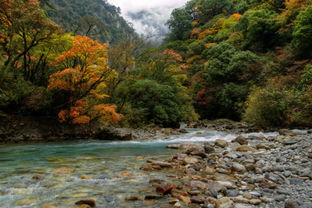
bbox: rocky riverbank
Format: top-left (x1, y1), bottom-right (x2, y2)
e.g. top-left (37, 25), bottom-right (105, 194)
top-left (0, 115), bottom-right (182, 143)
top-left (136, 130), bottom-right (312, 208)
top-left (0, 115), bottom-right (261, 144)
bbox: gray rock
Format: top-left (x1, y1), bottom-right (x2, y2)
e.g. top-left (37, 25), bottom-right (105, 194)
top-left (289, 178), bottom-right (304, 185)
top-left (285, 200), bottom-right (300, 208)
top-left (283, 171), bottom-right (292, 177)
top-left (232, 162), bottom-right (247, 173)
top-left (224, 189), bottom-right (239, 197)
top-left (204, 143), bottom-right (215, 154)
top-left (233, 136), bottom-right (248, 145)
top-left (275, 195), bottom-right (287, 202)
top-left (215, 139), bottom-right (228, 148)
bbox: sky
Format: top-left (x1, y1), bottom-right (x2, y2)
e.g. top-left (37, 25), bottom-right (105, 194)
top-left (107, 0), bottom-right (188, 40)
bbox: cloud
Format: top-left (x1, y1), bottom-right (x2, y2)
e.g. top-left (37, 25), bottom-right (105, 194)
top-left (107, 0), bottom-right (188, 40)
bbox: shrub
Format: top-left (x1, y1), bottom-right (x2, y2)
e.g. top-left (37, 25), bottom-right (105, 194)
top-left (292, 6), bottom-right (312, 58)
top-left (115, 79), bottom-right (197, 127)
top-left (243, 87), bottom-right (290, 126)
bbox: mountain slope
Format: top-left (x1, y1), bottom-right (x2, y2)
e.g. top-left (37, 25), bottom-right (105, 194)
top-left (42, 0), bottom-right (137, 43)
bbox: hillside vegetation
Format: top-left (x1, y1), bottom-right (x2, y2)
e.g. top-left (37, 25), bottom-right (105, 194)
top-left (42, 0), bottom-right (137, 43)
top-left (0, 0), bottom-right (311, 128)
top-left (163, 0), bottom-right (312, 126)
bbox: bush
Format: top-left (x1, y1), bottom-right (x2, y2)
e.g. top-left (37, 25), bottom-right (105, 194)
top-left (216, 83), bottom-right (249, 119)
top-left (243, 87), bottom-right (290, 127)
top-left (115, 79), bottom-right (197, 127)
top-left (237, 9), bottom-right (280, 51)
top-left (292, 6), bottom-right (312, 58)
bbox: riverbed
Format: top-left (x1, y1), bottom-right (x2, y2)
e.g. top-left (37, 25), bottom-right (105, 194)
top-left (0, 129), bottom-right (278, 208)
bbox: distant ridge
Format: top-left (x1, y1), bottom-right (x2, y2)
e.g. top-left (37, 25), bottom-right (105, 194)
top-left (42, 0), bottom-right (137, 43)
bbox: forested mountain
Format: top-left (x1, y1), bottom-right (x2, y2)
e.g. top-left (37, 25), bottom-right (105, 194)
top-left (41, 0), bottom-right (137, 43)
top-left (163, 0), bottom-right (312, 126)
top-left (0, 0), bottom-right (311, 128)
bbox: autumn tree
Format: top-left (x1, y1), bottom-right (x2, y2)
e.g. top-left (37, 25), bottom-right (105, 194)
top-left (0, 0), bottom-right (61, 77)
top-left (48, 35), bottom-right (122, 124)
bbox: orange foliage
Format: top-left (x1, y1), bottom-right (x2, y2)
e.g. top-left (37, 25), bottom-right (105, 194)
top-left (51, 35), bottom-right (108, 66)
top-left (48, 36), bottom-right (121, 125)
top-left (192, 20), bottom-right (199, 25)
top-left (164, 49), bottom-right (183, 62)
top-left (93, 104), bottom-right (123, 124)
top-left (48, 68), bottom-right (76, 91)
top-left (195, 88), bottom-right (210, 105)
top-left (198, 29), bottom-right (214, 39)
top-left (72, 116), bottom-right (91, 124)
top-left (58, 110), bottom-right (68, 123)
top-left (231, 13), bottom-right (242, 18)
top-left (204, 43), bottom-right (217, 48)
top-left (191, 28), bottom-right (201, 38)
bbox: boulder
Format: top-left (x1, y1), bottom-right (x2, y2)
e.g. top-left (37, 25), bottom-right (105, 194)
top-left (232, 163), bottom-right (247, 173)
top-left (233, 136), bottom-right (248, 145)
top-left (191, 196), bottom-right (206, 204)
top-left (215, 139), bottom-right (229, 148)
top-left (183, 156), bottom-right (199, 164)
top-left (236, 145), bottom-right (256, 152)
top-left (156, 183), bottom-right (176, 195)
top-left (204, 143), bottom-right (215, 154)
top-left (215, 197), bottom-right (235, 208)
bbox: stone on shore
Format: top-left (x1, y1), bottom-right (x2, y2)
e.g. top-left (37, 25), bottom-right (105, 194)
top-left (215, 139), bottom-right (229, 148)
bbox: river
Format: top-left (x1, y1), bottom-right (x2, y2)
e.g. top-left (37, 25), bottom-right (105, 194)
top-left (0, 129), bottom-right (278, 208)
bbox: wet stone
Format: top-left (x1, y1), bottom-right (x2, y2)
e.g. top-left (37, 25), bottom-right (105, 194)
top-left (233, 136), bottom-right (248, 145)
top-left (215, 139), bottom-right (229, 148)
top-left (191, 196), bottom-right (206, 204)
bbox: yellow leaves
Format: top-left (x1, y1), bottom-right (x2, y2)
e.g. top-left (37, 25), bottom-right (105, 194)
top-left (204, 43), bottom-right (217, 48)
top-left (173, 74), bottom-right (188, 83)
top-left (93, 104), bottom-right (123, 124)
top-left (228, 32), bottom-right (244, 43)
top-left (277, 0), bottom-right (311, 25)
top-left (166, 65), bottom-right (182, 73)
top-left (51, 35), bottom-right (108, 68)
top-left (48, 35), bottom-right (123, 125)
top-left (186, 55), bottom-right (201, 64)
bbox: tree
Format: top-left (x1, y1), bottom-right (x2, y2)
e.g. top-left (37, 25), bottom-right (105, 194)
top-left (187, 0), bottom-right (234, 25)
top-left (237, 9), bottom-right (281, 51)
top-left (166, 8), bottom-right (193, 41)
top-left (292, 6), bottom-right (312, 58)
top-left (48, 35), bottom-right (122, 124)
top-left (0, 0), bottom-right (61, 74)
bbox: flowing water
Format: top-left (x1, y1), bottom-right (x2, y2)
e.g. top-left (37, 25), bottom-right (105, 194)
top-left (0, 129), bottom-right (278, 208)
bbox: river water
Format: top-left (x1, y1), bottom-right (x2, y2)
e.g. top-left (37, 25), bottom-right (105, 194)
top-left (0, 129), bottom-right (278, 208)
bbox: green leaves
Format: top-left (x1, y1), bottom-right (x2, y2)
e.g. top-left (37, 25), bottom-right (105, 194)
top-left (292, 6), bottom-right (312, 58)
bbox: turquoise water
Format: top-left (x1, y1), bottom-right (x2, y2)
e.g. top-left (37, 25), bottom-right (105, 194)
top-left (0, 130), bottom-right (278, 208)
top-left (0, 140), bottom-right (180, 208)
